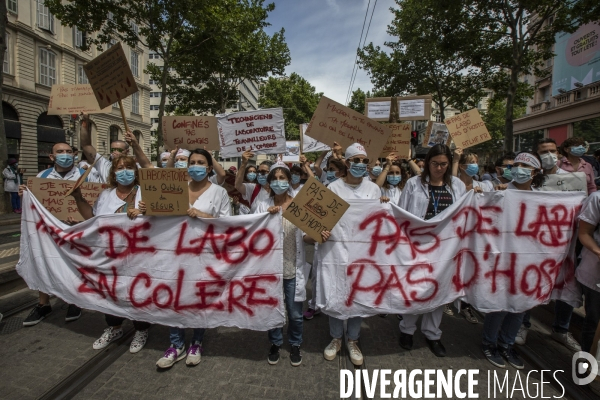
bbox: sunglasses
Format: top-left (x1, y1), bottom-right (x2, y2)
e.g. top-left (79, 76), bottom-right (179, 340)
top-left (351, 158), bottom-right (370, 164)
top-left (502, 165), bottom-right (513, 170)
top-left (111, 148), bottom-right (126, 153)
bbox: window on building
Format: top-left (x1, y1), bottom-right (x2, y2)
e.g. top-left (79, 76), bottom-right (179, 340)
top-left (39, 48), bottom-right (56, 86)
top-left (7, 0), bottom-right (17, 14)
top-left (3, 34), bottom-right (9, 74)
top-left (73, 26), bottom-right (86, 49)
top-left (78, 65), bottom-right (89, 84)
top-left (131, 92), bottom-right (139, 114)
top-left (149, 54), bottom-right (153, 59)
top-left (37, 1), bottom-right (55, 33)
top-left (151, 118), bottom-right (160, 124)
top-left (109, 125), bottom-right (120, 143)
top-left (131, 50), bottom-right (139, 77)
top-left (154, 53), bottom-right (160, 59)
top-left (107, 12), bottom-right (114, 21)
top-left (150, 92), bottom-right (161, 98)
top-left (131, 22), bottom-right (139, 37)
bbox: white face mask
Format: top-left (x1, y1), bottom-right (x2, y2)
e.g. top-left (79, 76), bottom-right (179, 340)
top-left (540, 152), bottom-right (558, 170)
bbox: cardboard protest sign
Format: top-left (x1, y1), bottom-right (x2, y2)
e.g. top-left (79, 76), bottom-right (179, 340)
top-left (282, 141), bottom-right (300, 162)
top-left (162, 115), bottom-right (220, 150)
top-left (422, 121), bottom-right (452, 148)
top-left (538, 172), bottom-right (588, 194)
top-left (365, 96), bottom-right (433, 121)
top-left (380, 123), bottom-right (411, 159)
top-left (444, 108), bottom-right (491, 149)
top-left (83, 42), bottom-right (138, 109)
top-left (305, 96), bottom-right (392, 161)
top-left (139, 168), bottom-right (190, 216)
top-left (301, 123), bottom-right (330, 153)
top-left (217, 108), bottom-right (286, 157)
top-left (48, 84), bottom-right (112, 115)
top-left (27, 178), bottom-right (108, 221)
top-left (283, 178), bottom-right (349, 243)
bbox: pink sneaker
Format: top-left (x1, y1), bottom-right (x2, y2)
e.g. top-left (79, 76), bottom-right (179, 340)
top-left (303, 308), bottom-right (320, 320)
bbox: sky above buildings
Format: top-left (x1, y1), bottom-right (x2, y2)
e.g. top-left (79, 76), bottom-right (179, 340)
top-left (265, 0), bottom-right (396, 105)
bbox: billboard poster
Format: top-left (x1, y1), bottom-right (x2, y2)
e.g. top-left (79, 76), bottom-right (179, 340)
top-left (552, 22), bottom-right (600, 96)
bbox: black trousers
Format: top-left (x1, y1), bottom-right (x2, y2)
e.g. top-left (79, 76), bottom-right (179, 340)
top-left (105, 314), bottom-right (151, 331)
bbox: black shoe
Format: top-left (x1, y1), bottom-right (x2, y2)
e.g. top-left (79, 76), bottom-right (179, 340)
top-left (499, 345), bottom-right (524, 369)
top-left (482, 344), bottom-right (506, 368)
top-left (426, 339), bottom-right (446, 357)
top-left (65, 304), bottom-right (82, 322)
top-left (399, 332), bottom-right (413, 350)
top-left (397, 315), bottom-right (403, 321)
top-left (23, 304), bottom-right (52, 327)
top-left (290, 345), bottom-right (302, 367)
top-left (378, 314), bottom-right (388, 318)
top-left (268, 344), bottom-right (280, 365)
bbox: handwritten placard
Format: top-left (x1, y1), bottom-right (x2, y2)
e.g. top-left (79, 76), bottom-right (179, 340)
top-left (365, 96), bottom-right (433, 121)
top-left (444, 108), bottom-right (491, 149)
top-left (27, 178), bottom-right (108, 222)
top-left (64, 157), bottom-right (99, 197)
top-left (283, 178), bottom-right (349, 243)
top-left (139, 168), bottom-right (190, 216)
top-left (539, 172), bottom-right (588, 194)
top-left (301, 123), bottom-right (330, 153)
top-left (217, 108), bottom-right (286, 157)
top-left (48, 84), bottom-right (112, 115)
top-left (83, 42), bottom-right (139, 109)
top-left (380, 123), bottom-right (411, 159)
top-left (305, 96), bottom-right (392, 161)
top-left (162, 115), bottom-right (220, 150)
top-left (423, 121), bottom-right (452, 148)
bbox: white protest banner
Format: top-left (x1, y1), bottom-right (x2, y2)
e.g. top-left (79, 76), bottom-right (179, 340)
top-left (48, 84), bottom-right (112, 115)
top-left (538, 172), bottom-right (588, 194)
top-left (17, 192), bottom-right (284, 330)
top-left (300, 123), bottom-right (330, 153)
top-left (315, 191), bottom-right (585, 319)
top-left (217, 108), bottom-right (286, 158)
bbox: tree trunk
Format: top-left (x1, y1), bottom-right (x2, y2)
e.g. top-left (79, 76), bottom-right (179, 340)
top-left (504, 61), bottom-right (520, 152)
top-left (156, 60), bottom-right (169, 158)
top-left (0, 3), bottom-right (9, 213)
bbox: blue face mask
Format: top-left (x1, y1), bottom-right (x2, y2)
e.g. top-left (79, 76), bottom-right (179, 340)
top-left (570, 146), bottom-right (586, 157)
top-left (387, 175), bottom-right (401, 186)
top-left (115, 169), bottom-right (135, 185)
top-left (372, 166), bottom-right (383, 176)
top-left (175, 160), bottom-right (187, 169)
top-left (188, 165), bottom-right (208, 182)
top-left (326, 171), bottom-right (338, 182)
top-left (270, 180), bottom-right (289, 195)
top-left (246, 172), bottom-right (257, 182)
top-left (350, 162), bottom-right (368, 178)
top-left (502, 167), bottom-right (512, 181)
top-left (257, 174), bottom-right (268, 185)
top-left (55, 154), bottom-right (74, 168)
top-left (464, 163), bottom-right (479, 177)
top-left (161, 161), bottom-right (168, 168)
top-left (511, 166), bottom-right (532, 184)
top-left (291, 174), bottom-right (301, 185)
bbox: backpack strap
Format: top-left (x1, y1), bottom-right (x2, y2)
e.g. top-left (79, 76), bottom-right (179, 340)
top-left (40, 168), bottom-right (53, 178)
top-left (79, 168), bottom-right (88, 182)
top-left (250, 183), bottom-right (262, 205)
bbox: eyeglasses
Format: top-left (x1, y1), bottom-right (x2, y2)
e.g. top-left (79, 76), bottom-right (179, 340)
top-left (258, 171), bottom-right (268, 175)
top-left (429, 161), bottom-right (449, 169)
top-left (111, 148), bottom-right (126, 153)
top-left (351, 158), bottom-right (370, 164)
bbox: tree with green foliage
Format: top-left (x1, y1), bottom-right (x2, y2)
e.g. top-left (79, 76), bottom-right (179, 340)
top-left (347, 88), bottom-right (366, 114)
top-left (358, 0), bottom-right (490, 122)
top-left (259, 73), bottom-right (322, 140)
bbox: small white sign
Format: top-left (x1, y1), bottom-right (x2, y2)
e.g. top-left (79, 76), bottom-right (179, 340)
top-left (399, 99), bottom-right (425, 117)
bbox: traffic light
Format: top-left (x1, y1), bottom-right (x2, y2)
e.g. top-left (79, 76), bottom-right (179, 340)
top-left (411, 130), bottom-right (418, 147)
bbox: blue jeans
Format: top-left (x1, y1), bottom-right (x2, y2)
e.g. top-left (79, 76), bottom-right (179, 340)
top-left (482, 311), bottom-right (525, 348)
top-left (330, 316), bottom-right (362, 341)
top-left (10, 192), bottom-right (20, 211)
top-left (170, 327), bottom-right (205, 349)
top-left (522, 300), bottom-right (573, 333)
top-left (268, 278), bottom-right (303, 346)
top-left (580, 284), bottom-right (600, 353)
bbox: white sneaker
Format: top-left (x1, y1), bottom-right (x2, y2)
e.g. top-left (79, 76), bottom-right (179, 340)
top-left (347, 340), bottom-right (363, 366)
top-left (185, 342), bottom-right (202, 366)
top-left (324, 338), bottom-right (342, 361)
top-left (551, 330), bottom-right (581, 352)
top-left (515, 325), bottom-right (528, 345)
top-left (129, 329), bottom-right (149, 353)
top-left (156, 345), bottom-right (186, 369)
top-left (93, 327), bottom-right (123, 350)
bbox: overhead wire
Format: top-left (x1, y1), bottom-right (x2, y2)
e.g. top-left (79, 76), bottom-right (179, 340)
top-left (345, 0), bottom-right (372, 105)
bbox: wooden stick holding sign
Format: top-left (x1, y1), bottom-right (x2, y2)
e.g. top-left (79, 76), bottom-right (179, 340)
top-left (118, 99), bottom-right (130, 133)
top-left (282, 177), bottom-right (349, 243)
top-left (63, 156), bottom-right (99, 197)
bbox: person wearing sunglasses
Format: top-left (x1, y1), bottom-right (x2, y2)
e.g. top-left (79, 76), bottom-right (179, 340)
top-left (322, 143), bottom-right (388, 367)
top-left (397, 144), bottom-right (466, 358)
top-left (492, 153), bottom-right (516, 188)
top-left (558, 137), bottom-right (597, 194)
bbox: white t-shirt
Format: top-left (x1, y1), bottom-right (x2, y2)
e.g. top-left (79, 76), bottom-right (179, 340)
top-left (577, 191), bottom-right (600, 293)
top-left (37, 166), bottom-right (83, 181)
top-left (327, 178), bottom-right (381, 200)
top-left (190, 183), bottom-right (231, 218)
top-left (290, 183), bottom-right (304, 197)
top-left (381, 186), bottom-right (402, 205)
top-left (93, 187), bottom-right (143, 216)
top-left (242, 182), bottom-right (271, 213)
top-left (473, 180), bottom-right (494, 192)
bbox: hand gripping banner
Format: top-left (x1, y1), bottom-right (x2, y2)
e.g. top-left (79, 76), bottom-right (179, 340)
top-left (316, 191), bottom-right (585, 319)
top-left (17, 192), bottom-right (284, 330)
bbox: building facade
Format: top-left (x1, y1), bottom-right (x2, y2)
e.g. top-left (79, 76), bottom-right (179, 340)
top-left (3, 0), bottom-right (152, 178)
